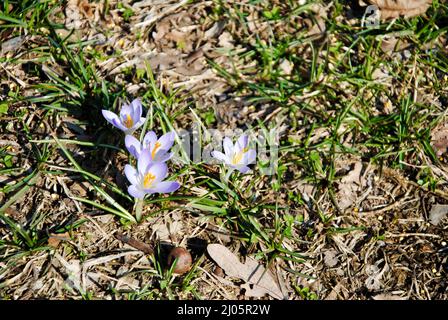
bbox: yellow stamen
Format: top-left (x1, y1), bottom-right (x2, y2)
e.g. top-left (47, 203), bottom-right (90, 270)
top-left (143, 173), bottom-right (156, 189)
top-left (232, 152), bottom-right (244, 165)
top-left (151, 141), bottom-right (161, 159)
top-left (231, 147), bottom-right (249, 165)
top-left (123, 114), bottom-right (134, 128)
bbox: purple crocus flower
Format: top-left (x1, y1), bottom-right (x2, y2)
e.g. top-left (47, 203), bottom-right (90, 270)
top-left (124, 151), bottom-right (180, 199)
top-left (211, 134), bottom-right (256, 173)
top-left (102, 99), bottom-right (145, 134)
top-left (125, 131), bottom-right (175, 162)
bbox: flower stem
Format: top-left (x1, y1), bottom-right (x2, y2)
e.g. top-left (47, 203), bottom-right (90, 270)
top-left (225, 169), bottom-right (233, 182)
top-left (134, 198), bottom-right (144, 222)
top-left (221, 167), bottom-right (234, 184)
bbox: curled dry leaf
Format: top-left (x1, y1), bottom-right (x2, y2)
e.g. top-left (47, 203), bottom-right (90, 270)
top-left (207, 244), bottom-right (284, 300)
top-left (360, 0), bottom-right (432, 20)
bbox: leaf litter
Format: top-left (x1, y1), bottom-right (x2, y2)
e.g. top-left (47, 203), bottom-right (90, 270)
top-left (207, 244), bottom-right (285, 300)
top-left (1, 0), bottom-right (448, 301)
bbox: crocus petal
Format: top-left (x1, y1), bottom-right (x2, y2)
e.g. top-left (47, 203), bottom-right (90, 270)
top-left (124, 164), bottom-right (139, 185)
top-left (138, 148), bottom-right (152, 174)
top-left (102, 110), bottom-right (118, 124)
top-left (143, 131), bottom-right (157, 149)
top-left (120, 103), bottom-right (133, 120)
top-left (153, 151), bottom-right (173, 163)
top-left (211, 151), bottom-right (229, 163)
top-left (131, 98), bottom-right (142, 120)
top-left (102, 110), bottom-right (127, 131)
top-left (223, 137), bottom-right (233, 158)
top-left (244, 149), bottom-right (257, 165)
top-left (236, 135), bottom-right (249, 153)
top-left (158, 132), bottom-right (175, 151)
top-left (114, 118), bottom-right (130, 134)
top-left (130, 110), bottom-right (142, 129)
top-left (147, 162), bottom-right (168, 184)
top-left (237, 165), bottom-right (251, 174)
top-left (125, 135), bottom-right (142, 158)
top-left (128, 185), bottom-right (146, 199)
top-left (133, 117), bottom-right (146, 130)
top-left (150, 181), bottom-right (180, 194)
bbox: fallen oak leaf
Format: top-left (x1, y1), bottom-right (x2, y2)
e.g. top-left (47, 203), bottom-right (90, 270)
top-left (207, 244), bottom-right (285, 300)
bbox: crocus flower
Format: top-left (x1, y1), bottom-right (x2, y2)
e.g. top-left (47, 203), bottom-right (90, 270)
top-left (124, 151), bottom-right (180, 199)
top-left (102, 99), bottom-right (145, 134)
top-left (125, 131), bottom-right (175, 162)
top-left (211, 135), bottom-right (256, 173)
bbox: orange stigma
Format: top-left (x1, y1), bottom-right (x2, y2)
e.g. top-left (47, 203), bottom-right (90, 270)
top-left (151, 141), bottom-right (161, 159)
top-left (123, 114), bottom-right (134, 128)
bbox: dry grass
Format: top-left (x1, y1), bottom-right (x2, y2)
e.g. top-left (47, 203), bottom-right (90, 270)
top-left (1, 0), bottom-right (448, 300)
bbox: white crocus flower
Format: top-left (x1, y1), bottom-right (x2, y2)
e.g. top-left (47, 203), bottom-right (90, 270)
top-left (211, 135), bottom-right (256, 173)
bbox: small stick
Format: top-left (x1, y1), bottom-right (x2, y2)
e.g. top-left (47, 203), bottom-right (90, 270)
top-left (115, 232), bottom-right (154, 254)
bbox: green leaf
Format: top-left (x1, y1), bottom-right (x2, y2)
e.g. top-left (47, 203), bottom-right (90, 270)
top-left (0, 103), bottom-right (8, 114)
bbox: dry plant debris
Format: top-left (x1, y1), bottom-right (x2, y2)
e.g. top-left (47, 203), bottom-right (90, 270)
top-left (0, 0), bottom-right (447, 301)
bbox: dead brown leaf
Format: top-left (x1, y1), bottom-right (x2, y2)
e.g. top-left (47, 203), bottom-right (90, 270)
top-left (279, 59), bottom-right (294, 76)
top-left (361, 0), bottom-right (432, 20)
top-left (207, 244), bottom-right (284, 300)
top-left (337, 162), bottom-right (364, 210)
top-left (305, 3), bottom-right (329, 37)
top-left (324, 249), bottom-right (339, 267)
top-left (378, 35), bottom-right (411, 54)
top-left (431, 122), bottom-right (448, 157)
top-left (65, 0), bottom-right (84, 29)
